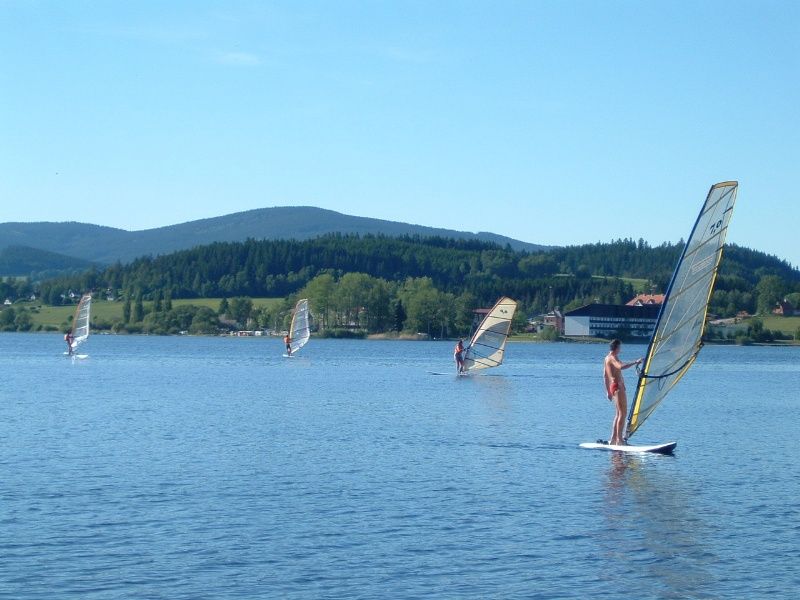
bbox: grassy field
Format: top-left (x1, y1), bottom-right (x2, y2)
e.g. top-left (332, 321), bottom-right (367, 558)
top-left (621, 278), bottom-right (651, 293)
top-left (760, 315), bottom-right (800, 336)
top-left (10, 298), bottom-right (284, 330)
top-left (710, 314), bottom-right (800, 343)
top-left (588, 275), bottom-right (650, 293)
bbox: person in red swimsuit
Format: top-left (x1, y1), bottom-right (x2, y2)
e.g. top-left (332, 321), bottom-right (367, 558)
top-left (603, 339), bottom-right (642, 445)
top-left (454, 339), bottom-right (465, 374)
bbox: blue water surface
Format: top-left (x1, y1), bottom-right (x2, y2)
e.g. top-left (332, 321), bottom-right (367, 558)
top-left (1, 334), bottom-right (799, 599)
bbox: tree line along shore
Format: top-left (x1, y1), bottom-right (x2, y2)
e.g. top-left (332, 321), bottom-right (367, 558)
top-left (2, 293), bottom-right (799, 346)
top-left (0, 234), bottom-right (798, 343)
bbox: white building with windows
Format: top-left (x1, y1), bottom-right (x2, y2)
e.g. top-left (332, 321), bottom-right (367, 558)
top-left (564, 303), bottom-right (660, 338)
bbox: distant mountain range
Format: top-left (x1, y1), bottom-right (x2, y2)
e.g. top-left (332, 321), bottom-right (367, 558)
top-left (0, 206), bottom-right (549, 271)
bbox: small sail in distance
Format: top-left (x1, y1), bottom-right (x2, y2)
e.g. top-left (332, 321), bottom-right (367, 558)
top-left (462, 297), bottom-right (517, 372)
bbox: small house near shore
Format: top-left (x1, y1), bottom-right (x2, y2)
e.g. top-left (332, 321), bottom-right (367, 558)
top-left (542, 309), bottom-right (564, 334)
top-left (626, 294), bottom-right (665, 306)
top-left (773, 299), bottom-right (800, 316)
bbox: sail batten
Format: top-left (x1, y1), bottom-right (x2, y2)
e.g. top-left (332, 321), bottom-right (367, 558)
top-left (288, 299), bottom-right (311, 354)
top-left (679, 235), bottom-right (726, 270)
top-left (655, 302), bottom-right (711, 349)
top-left (663, 265), bottom-right (723, 306)
top-left (462, 297), bottom-right (517, 372)
top-left (627, 182), bottom-right (738, 439)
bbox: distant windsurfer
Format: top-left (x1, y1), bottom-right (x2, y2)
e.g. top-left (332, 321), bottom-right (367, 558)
top-left (284, 334), bottom-right (292, 356)
top-left (454, 339), bottom-right (465, 374)
top-left (64, 331), bottom-right (74, 356)
top-left (603, 339), bottom-right (642, 445)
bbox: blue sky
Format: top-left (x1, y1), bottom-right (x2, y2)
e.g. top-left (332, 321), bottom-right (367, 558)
top-left (2, 1), bottom-right (798, 266)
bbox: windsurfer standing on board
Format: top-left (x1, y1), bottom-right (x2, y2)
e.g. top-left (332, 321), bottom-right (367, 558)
top-left (284, 333), bottom-right (292, 356)
top-left (64, 331), bottom-right (74, 356)
top-left (603, 339), bottom-right (642, 445)
top-left (454, 339), bottom-right (465, 374)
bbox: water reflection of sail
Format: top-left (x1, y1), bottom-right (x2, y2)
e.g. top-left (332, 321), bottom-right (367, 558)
top-left (600, 455), bottom-right (717, 596)
top-left (471, 373), bottom-right (514, 415)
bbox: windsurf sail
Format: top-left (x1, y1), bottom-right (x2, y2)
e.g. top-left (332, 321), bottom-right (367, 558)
top-left (288, 298), bottom-right (311, 354)
top-left (462, 296), bottom-right (517, 371)
top-left (626, 181), bottom-right (738, 439)
top-left (70, 293), bottom-right (92, 352)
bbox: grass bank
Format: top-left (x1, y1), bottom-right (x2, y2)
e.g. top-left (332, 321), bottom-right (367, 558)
top-left (5, 298), bottom-right (283, 330)
top-left (759, 315), bottom-right (800, 337)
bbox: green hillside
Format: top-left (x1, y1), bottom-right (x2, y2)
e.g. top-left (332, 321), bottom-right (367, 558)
top-left (0, 207), bottom-right (549, 265)
top-left (3, 232), bottom-right (798, 339)
top-left (19, 234), bottom-right (797, 337)
top-left (0, 245), bottom-right (95, 277)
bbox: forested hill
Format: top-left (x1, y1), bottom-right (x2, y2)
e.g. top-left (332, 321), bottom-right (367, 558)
top-left (550, 240), bottom-right (799, 283)
top-left (37, 235), bottom-right (800, 318)
top-left (0, 207), bottom-right (547, 265)
top-left (0, 245), bottom-right (95, 278)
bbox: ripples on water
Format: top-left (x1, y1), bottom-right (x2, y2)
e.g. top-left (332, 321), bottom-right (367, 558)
top-left (1, 335), bottom-right (798, 598)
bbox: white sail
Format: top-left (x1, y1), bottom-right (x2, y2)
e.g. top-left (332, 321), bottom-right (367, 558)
top-left (70, 294), bottom-right (92, 351)
top-left (627, 182), bottom-right (738, 439)
top-left (288, 298), bottom-right (311, 354)
top-left (463, 297), bottom-right (517, 371)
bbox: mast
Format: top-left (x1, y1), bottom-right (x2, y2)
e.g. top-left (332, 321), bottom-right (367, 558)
top-left (626, 182), bottom-right (738, 439)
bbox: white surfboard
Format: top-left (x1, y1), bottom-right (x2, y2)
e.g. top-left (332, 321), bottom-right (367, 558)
top-left (579, 440), bottom-right (677, 455)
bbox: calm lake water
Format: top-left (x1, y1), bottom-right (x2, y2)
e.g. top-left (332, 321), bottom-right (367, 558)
top-left (1, 334), bottom-right (799, 599)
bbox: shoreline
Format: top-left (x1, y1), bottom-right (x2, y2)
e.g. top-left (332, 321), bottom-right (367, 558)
top-left (6, 330), bottom-right (798, 347)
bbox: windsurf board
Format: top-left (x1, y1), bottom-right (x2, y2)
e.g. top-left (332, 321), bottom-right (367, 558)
top-left (579, 440), bottom-right (677, 455)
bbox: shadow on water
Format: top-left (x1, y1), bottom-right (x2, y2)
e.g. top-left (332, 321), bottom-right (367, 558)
top-left (599, 452), bottom-right (719, 598)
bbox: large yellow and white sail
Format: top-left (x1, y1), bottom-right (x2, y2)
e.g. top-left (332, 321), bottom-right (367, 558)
top-left (627, 182), bottom-right (738, 438)
top-left (463, 297), bottom-right (517, 371)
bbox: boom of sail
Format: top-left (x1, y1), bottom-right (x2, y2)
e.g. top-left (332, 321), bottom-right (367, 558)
top-left (70, 293), bottom-right (92, 352)
top-left (462, 297), bottom-right (517, 371)
top-left (289, 298), bottom-right (311, 354)
top-left (627, 181), bottom-right (738, 439)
